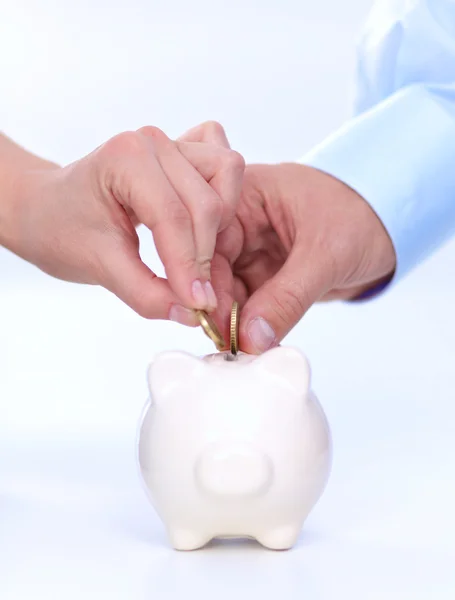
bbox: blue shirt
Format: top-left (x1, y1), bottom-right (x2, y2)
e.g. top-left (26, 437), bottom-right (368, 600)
top-left (301, 0), bottom-right (455, 291)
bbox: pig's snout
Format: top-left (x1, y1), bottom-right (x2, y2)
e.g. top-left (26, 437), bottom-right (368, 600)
top-left (195, 442), bottom-right (273, 497)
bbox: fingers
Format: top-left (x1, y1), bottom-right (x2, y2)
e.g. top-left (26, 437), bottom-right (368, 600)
top-left (177, 141), bottom-right (245, 231)
top-left (207, 253), bottom-right (235, 346)
top-left (177, 120), bottom-right (231, 147)
top-left (97, 130), bottom-right (205, 309)
top-left (95, 124), bottom-right (244, 317)
top-left (96, 129), bottom-right (231, 312)
top-left (207, 218), bottom-right (246, 343)
top-left (239, 248), bottom-right (333, 354)
top-left (207, 251), bottom-right (249, 347)
top-left (99, 237), bottom-right (198, 326)
top-left (138, 127), bottom-right (224, 289)
top-left (178, 122), bottom-right (244, 231)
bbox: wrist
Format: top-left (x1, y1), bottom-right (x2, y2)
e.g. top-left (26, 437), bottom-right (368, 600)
top-left (0, 145), bottom-right (60, 252)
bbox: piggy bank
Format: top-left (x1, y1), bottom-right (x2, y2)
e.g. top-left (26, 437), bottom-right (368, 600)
top-left (138, 346), bottom-right (332, 551)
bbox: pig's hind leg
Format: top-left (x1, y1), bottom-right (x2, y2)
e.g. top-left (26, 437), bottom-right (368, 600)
top-left (168, 527), bottom-right (212, 551)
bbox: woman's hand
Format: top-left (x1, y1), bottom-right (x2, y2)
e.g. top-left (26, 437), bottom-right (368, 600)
top-left (0, 123), bottom-right (245, 324)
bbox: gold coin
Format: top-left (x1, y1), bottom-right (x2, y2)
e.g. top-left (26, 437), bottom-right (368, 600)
top-left (230, 301), bottom-right (239, 355)
top-left (194, 310), bottom-right (225, 351)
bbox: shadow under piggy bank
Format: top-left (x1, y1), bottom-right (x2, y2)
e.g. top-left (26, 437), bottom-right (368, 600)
top-left (146, 535), bottom-right (325, 599)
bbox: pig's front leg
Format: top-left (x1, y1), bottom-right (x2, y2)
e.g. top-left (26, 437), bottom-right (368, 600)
top-left (256, 524), bottom-right (302, 551)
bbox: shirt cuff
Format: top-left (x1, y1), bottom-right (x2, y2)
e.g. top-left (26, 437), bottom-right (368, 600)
top-left (299, 83), bottom-right (455, 290)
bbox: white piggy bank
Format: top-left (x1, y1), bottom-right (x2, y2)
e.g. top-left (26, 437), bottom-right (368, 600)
top-left (138, 346), bottom-right (332, 551)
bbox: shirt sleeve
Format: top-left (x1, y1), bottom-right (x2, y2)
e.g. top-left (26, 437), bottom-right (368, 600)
top-left (300, 0), bottom-right (455, 286)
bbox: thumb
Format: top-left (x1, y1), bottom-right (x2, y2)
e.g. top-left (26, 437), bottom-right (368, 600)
top-left (239, 249), bottom-right (331, 354)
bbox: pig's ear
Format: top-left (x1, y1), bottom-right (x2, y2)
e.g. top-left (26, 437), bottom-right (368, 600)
top-left (253, 346), bottom-right (311, 395)
top-left (147, 351), bottom-right (207, 405)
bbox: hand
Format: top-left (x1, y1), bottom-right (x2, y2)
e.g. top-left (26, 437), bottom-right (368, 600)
top-left (1, 124), bottom-right (244, 322)
top-left (209, 163), bottom-right (397, 353)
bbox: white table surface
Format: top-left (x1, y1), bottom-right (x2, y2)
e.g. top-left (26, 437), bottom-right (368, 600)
top-left (1, 0), bottom-right (455, 597)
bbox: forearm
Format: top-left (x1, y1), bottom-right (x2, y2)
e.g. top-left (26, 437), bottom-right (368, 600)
top-left (0, 134), bottom-right (59, 250)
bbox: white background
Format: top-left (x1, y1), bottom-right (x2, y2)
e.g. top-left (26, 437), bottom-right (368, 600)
top-left (1, 0), bottom-right (455, 598)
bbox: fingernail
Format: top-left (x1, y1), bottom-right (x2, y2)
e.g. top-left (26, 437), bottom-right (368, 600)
top-left (248, 317), bottom-right (276, 353)
top-left (192, 279), bottom-right (208, 308)
top-left (204, 281), bottom-right (217, 309)
top-left (169, 304), bottom-right (198, 326)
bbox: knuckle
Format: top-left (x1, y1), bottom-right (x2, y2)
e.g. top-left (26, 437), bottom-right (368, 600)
top-left (137, 125), bottom-right (166, 141)
top-left (102, 130), bottom-right (147, 159)
top-left (270, 285), bottom-right (308, 326)
top-left (222, 149), bottom-right (245, 172)
top-left (197, 256), bottom-right (212, 270)
top-left (178, 251), bottom-right (198, 273)
top-left (202, 120), bottom-right (226, 138)
top-left (196, 255), bottom-right (212, 278)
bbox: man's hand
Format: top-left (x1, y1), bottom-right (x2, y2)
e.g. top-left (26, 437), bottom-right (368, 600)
top-left (0, 124), bottom-right (245, 324)
top-left (209, 163), bottom-right (397, 353)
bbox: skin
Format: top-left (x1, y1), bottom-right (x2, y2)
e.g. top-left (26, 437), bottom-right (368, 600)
top-left (0, 122), bottom-right (396, 354)
top-left (211, 161), bottom-right (396, 353)
top-left (0, 123), bottom-right (245, 320)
